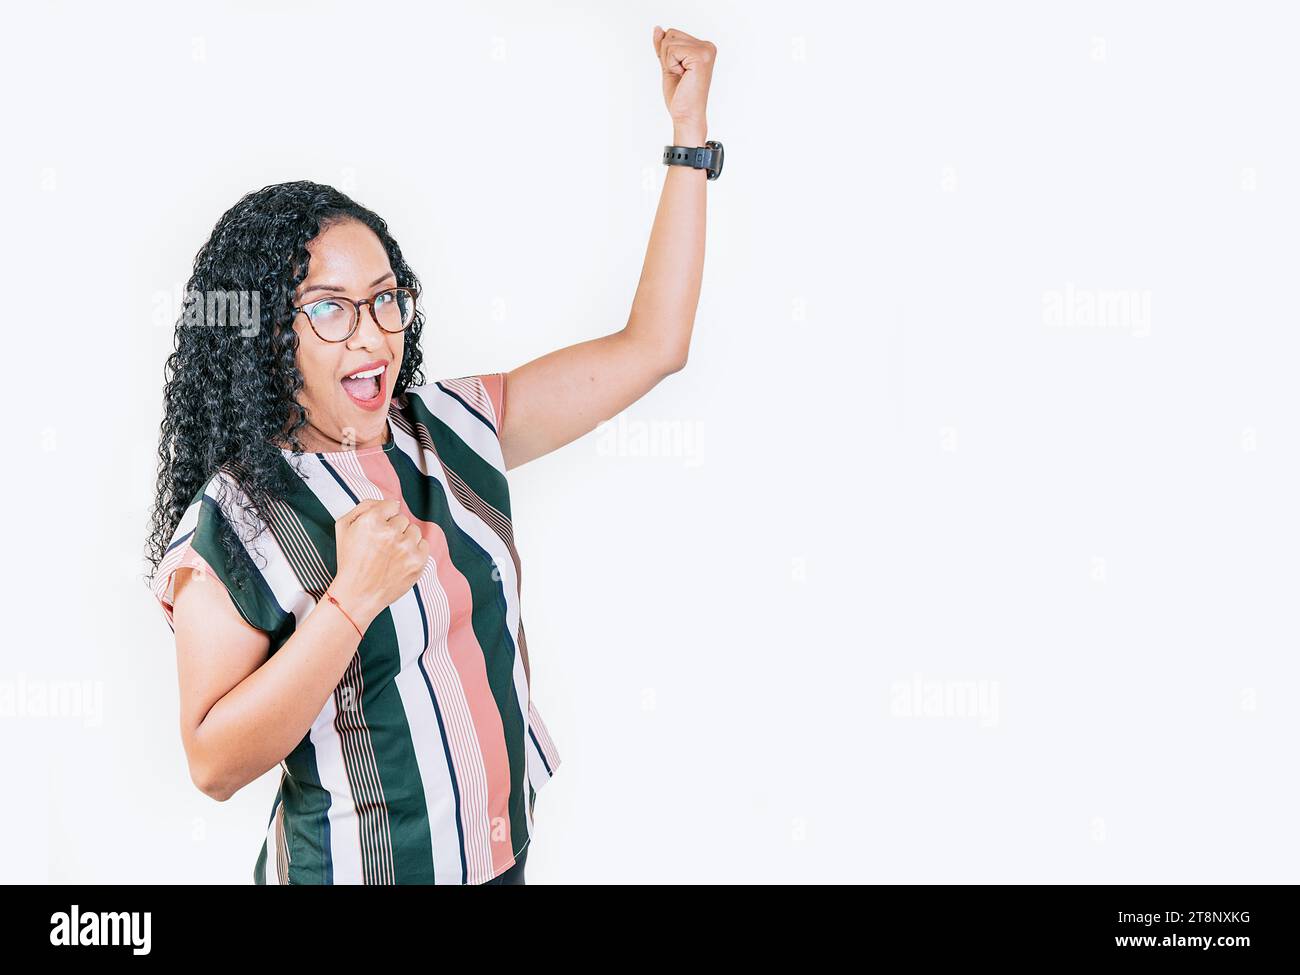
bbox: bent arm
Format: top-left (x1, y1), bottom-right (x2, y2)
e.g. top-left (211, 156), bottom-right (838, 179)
top-left (500, 119), bottom-right (709, 471)
top-left (171, 566), bottom-right (378, 801)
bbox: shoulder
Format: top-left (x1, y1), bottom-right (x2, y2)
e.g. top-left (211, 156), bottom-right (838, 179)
top-left (404, 372), bottom-right (506, 433)
top-left (167, 468), bottom-right (266, 552)
top-left (400, 373), bottom-right (509, 476)
top-left (151, 467), bottom-right (283, 636)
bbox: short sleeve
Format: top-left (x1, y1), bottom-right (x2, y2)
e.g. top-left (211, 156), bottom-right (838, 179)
top-left (402, 374), bottom-right (511, 485)
top-left (152, 541), bottom-right (228, 631)
top-left (408, 372), bottom-right (507, 433)
top-left (474, 371), bottom-right (507, 430)
top-left (150, 477), bottom-right (290, 639)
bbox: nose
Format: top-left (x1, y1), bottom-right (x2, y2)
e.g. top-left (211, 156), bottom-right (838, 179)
top-left (346, 300), bottom-right (386, 352)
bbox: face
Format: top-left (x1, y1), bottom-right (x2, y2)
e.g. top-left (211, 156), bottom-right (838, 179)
top-left (288, 218), bottom-right (404, 452)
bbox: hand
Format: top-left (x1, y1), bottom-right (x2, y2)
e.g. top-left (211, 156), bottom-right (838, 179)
top-left (329, 498), bottom-right (429, 630)
top-left (652, 26), bottom-right (716, 135)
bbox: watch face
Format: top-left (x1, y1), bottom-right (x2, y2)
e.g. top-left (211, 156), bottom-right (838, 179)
top-left (707, 140), bottom-right (724, 180)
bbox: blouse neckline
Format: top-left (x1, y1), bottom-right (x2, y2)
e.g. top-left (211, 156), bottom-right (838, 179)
top-left (277, 412), bottom-right (398, 459)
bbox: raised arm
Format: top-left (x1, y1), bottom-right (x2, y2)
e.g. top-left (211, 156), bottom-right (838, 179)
top-left (500, 26), bottom-right (717, 471)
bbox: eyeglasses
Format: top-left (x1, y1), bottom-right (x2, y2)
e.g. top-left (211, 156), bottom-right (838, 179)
top-left (292, 287), bottom-right (418, 343)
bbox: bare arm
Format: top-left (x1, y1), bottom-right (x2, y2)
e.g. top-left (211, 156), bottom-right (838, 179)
top-left (171, 498), bottom-right (428, 801)
top-left (171, 564), bottom-right (365, 801)
top-left (499, 27), bottom-right (716, 471)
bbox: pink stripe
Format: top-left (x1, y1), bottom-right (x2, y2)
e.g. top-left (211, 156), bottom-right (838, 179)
top-left (358, 449), bottom-right (516, 876)
top-left (479, 372), bottom-right (505, 427)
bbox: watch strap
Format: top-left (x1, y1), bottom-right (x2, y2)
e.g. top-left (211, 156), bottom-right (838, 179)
top-left (662, 139), bottom-right (724, 180)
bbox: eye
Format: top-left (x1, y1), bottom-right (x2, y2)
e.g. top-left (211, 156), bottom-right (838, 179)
top-left (309, 299), bottom-right (345, 316)
top-left (374, 290), bottom-right (395, 306)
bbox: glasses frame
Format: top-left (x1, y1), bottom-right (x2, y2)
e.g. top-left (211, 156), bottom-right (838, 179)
top-left (292, 286), bottom-right (419, 343)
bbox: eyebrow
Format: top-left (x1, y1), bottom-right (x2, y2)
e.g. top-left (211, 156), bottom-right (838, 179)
top-left (299, 271), bottom-right (396, 299)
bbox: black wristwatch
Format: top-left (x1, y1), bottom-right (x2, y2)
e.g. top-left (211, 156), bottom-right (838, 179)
top-left (662, 140), bottom-right (724, 180)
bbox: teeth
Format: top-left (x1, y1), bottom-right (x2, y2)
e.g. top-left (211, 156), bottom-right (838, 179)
top-left (345, 365), bottom-right (385, 380)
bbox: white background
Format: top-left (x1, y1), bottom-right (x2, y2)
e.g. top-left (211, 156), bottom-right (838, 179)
top-left (3, 1), bottom-right (1297, 883)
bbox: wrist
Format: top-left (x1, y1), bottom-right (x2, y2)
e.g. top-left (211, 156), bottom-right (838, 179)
top-left (326, 579), bottom-right (382, 634)
top-left (672, 120), bottom-right (708, 145)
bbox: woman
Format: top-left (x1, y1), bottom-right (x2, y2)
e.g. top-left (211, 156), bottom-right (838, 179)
top-left (144, 26), bottom-right (716, 884)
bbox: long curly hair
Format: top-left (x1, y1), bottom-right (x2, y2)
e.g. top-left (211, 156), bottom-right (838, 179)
top-left (145, 180), bottom-right (426, 596)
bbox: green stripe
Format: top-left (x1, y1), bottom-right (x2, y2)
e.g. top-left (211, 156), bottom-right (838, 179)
top-left (190, 493), bottom-right (292, 642)
top-left (406, 389), bottom-right (512, 517)
top-left (278, 458), bottom-right (436, 884)
top-left (254, 838), bottom-right (267, 884)
top-left (280, 755), bottom-right (329, 884)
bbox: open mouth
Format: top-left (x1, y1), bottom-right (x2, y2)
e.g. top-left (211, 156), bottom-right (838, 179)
top-left (340, 363), bottom-right (388, 410)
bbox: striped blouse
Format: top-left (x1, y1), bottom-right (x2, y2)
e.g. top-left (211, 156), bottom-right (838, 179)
top-left (151, 373), bottom-right (562, 884)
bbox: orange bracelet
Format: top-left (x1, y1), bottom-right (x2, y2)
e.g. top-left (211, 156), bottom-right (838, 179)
top-left (323, 590), bottom-right (363, 638)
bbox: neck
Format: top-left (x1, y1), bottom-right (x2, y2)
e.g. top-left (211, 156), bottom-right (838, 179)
top-left (279, 417), bottom-right (390, 453)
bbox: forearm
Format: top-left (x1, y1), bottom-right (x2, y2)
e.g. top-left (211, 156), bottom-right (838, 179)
top-left (622, 119), bottom-right (709, 368)
top-left (191, 589), bottom-right (381, 800)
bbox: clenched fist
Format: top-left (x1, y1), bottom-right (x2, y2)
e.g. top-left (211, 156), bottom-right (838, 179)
top-left (652, 26), bottom-right (717, 130)
top-left (329, 498), bottom-right (429, 632)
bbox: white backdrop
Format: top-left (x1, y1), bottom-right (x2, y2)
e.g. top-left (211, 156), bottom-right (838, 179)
top-left (3, 0), bottom-right (1297, 883)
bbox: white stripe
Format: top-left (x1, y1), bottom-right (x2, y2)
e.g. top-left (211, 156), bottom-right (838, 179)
top-left (152, 495), bottom-right (217, 617)
top-left (264, 809), bottom-right (283, 885)
top-left (311, 691), bottom-right (364, 883)
top-left (206, 473), bottom-right (314, 626)
top-left (165, 496), bottom-right (203, 552)
top-left (526, 705), bottom-right (560, 791)
top-left (406, 382), bottom-right (507, 476)
top-left (387, 587), bottom-right (466, 883)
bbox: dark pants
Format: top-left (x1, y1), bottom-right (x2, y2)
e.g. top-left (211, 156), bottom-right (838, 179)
top-left (484, 844), bottom-right (527, 885)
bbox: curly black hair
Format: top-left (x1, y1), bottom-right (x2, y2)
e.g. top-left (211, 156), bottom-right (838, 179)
top-left (145, 180), bottom-right (426, 598)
